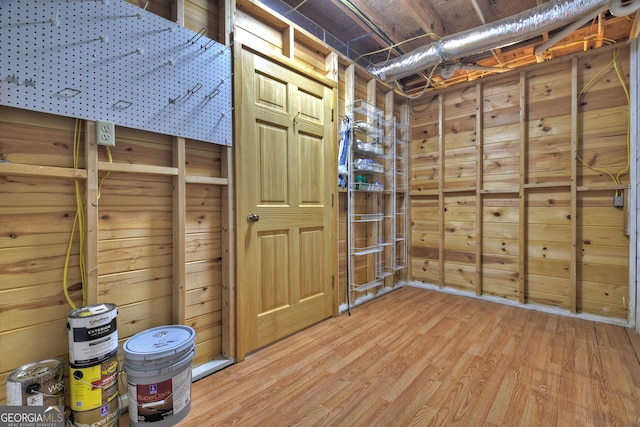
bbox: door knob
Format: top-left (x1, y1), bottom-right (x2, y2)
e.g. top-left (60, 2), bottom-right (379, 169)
top-left (247, 213), bottom-right (260, 222)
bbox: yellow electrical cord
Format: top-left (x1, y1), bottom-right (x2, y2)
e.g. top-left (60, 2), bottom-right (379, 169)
top-left (99, 147), bottom-right (112, 200)
top-left (357, 32), bottom-right (441, 64)
top-left (64, 119), bottom-right (84, 309)
top-left (576, 48), bottom-right (630, 197)
top-left (547, 37), bottom-right (616, 53)
top-left (64, 120), bottom-right (112, 309)
top-left (391, 63), bottom-right (440, 100)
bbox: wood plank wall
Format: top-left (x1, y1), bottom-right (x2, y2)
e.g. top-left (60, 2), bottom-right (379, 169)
top-left (0, 110), bottom-right (80, 406)
top-left (0, 117), bottom-right (225, 404)
top-left (410, 44), bottom-right (632, 320)
top-left (0, 0), bottom-right (228, 404)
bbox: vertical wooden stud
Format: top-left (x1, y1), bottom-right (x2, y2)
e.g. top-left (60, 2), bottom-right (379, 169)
top-left (570, 58), bottom-right (578, 313)
top-left (172, 136), bottom-right (186, 324)
top-left (325, 52), bottom-right (338, 82)
top-left (438, 94), bottom-right (445, 288)
top-left (475, 83), bottom-right (484, 296)
top-left (171, 0), bottom-right (184, 26)
top-left (630, 39), bottom-right (639, 333)
top-left (595, 13), bottom-right (605, 49)
top-left (220, 0), bottom-right (233, 46)
top-left (624, 187), bottom-right (630, 237)
top-left (283, 26), bottom-right (295, 60)
top-left (518, 72), bottom-right (527, 304)
top-left (219, 0), bottom-right (235, 349)
top-left (84, 121), bottom-right (99, 305)
top-left (366, 79), bottom-right (377, 117)
top-left (234, 42), bottom-right (250, 361)
top-left (345, 65), bottom-right (355, 119)
top-left (221, 145), bottom-right (236, 358)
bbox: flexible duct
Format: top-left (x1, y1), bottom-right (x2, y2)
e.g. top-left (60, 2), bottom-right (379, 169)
top-left (610, 0), bottom-right (640, 15)
top-left (368, 0), bottom-right (638, 82)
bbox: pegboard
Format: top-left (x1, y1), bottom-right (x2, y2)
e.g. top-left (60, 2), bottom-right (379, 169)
top-left (0, 0), bottom-right (233, 146)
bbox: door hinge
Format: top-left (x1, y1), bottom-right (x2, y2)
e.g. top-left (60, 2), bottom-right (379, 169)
top-left (331, 193), bottom-right (334, 207)
top-left (331, 109), bottom-right (334, 122)
top-left (332, 275), bottom-right (335, 289)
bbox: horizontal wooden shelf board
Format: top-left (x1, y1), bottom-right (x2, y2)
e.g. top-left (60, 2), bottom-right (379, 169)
top-left (0, 162), bottom-right (88, 179)
top-left (99, 162), bottom-right (179, 176)
top-left (186, 176), bottom-right (229, 186)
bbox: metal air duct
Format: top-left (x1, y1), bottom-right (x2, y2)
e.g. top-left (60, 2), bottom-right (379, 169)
top-left (368, 0), bottom-right (638, 82)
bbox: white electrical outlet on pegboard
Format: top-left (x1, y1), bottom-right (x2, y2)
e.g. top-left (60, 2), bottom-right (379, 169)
top-left (0, 0), bottom-right (233, 146)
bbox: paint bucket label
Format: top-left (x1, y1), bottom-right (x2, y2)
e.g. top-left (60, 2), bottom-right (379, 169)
top-left (6, 359), bottom-right (65, 407)
top-left (71, 397), bottom-right (120, 427)
top-left (68, 304), bottom-right (118, 366)
top-left (128, 366), bottom-right (191, 423)
top-left (70, 355), bottom-right (119, 412)
top-left (124, 325), bottom-right (195, 426)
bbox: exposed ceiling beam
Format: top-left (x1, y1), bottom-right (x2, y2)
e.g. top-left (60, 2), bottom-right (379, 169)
top-left (470, 0), bottom-right (502, 67)
top-left (533, 8), bottom-right (606, 56)
top-left (335, 0), bottom-right (437, 84)
top-left (469, 0), bottom-right (496, 24)
top-left (398, 0), bottom-right (445, 39)
top-left (327, 0), bottom-right (395, 55)
top-left (343, 0), bottom-right (410, 47)
top-left (470, 0), bottom-right (486, 23)
top-left (369, 0), bottom-right (620, 82)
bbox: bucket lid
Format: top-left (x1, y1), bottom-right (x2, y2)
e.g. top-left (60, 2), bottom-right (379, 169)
top-left (68, 303), bottom-right (116, 319)
top-left (8, 359), bottom-right (63, 382)
top-left (123, 325), bottom-right (195, 362)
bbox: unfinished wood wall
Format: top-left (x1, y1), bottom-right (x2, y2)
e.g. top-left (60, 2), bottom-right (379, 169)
top-left (234, 0), bottom-right (335, 80)
top-left (95, 129), bottom-right (226, 367)
top-left (410, 44), bottom-right (631, 320)
top-left (128, 0), bottom-right (222, 41)
top-left (0, 115), bottom-right (225, 404)
top-left (0, 0), bottom-right (228, 404)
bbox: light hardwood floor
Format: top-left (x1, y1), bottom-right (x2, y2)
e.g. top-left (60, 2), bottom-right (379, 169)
top-left (119, 286), bottom-right (640, 426)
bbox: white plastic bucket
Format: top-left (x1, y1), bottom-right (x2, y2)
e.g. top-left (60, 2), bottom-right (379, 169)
top-left (123, 325), bottom-right (196, 427)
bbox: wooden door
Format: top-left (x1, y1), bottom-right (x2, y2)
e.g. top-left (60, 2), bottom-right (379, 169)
top-left (236, 48), bottom-right (334, 358)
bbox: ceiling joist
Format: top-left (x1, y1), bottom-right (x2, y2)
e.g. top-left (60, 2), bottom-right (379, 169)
top-left (268, 0), bottom-right (636, 93)
top-left (398, 0), bottom-right (445, 39)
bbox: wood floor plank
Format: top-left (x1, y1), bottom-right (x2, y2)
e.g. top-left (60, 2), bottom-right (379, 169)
top-left (117, 286), bottom-right (640, 426)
